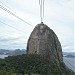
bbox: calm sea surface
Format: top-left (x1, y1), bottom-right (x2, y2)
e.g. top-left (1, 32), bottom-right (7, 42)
top-left (0, 55), bottom-right (75, 72)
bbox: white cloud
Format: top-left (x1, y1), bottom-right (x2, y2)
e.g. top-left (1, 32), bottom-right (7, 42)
top-left (0, 0), bottom-right (74, 51)
top-left (0, 33), bottom-right (27, 49)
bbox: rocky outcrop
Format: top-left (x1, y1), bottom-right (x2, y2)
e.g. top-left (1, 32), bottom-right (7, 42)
top-left (27, 22), bottom-right (63, 63)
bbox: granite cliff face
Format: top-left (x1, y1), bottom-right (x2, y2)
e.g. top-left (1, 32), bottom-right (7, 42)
top-left (27, 22), bottom-right (63, 63)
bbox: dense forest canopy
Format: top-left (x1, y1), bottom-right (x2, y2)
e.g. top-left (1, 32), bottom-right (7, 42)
top-left (0, 54), bottom-right (74, 75)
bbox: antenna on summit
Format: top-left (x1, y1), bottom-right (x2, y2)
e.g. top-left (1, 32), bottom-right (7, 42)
top-left (39, 0), bottom-right (45, 23)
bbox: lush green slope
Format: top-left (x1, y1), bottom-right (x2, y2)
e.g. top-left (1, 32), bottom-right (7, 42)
top-left (0, 54), bottom-right (75, 75)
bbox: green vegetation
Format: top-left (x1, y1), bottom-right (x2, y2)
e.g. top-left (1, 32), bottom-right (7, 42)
top-left (0, 54), bottom-right (75, 75)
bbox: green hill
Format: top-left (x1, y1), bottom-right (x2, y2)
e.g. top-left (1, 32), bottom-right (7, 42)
top-left (0, 54), bottom-right (75, 75)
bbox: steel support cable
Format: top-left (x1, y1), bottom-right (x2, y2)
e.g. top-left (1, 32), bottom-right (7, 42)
top-left (64, 58), bottom-right (75, 70)
top-left (0, 20), bottom-right (27, 34)
top-left (0, 1), bottom-right (11, 10)
top-left (39, 0), bottom-right (45, 22)
top-left (0, 4), bottom-right (34, 27)
top-left (42, 0), bottom-right (45, 21)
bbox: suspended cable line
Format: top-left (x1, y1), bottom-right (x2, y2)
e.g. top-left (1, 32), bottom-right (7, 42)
top-left (0, 4), bottom-right (34, 27)
top-left (39, 0), bottom-right (45, 23)
top-left (0, 20), bottom-right (28, 34)
top-left (64, 58), bottom-right (75, 70)
top-left (0, 1), bottom-right (11, 10)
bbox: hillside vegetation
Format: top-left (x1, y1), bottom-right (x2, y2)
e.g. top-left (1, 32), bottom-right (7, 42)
top-left (0, 54), bottom-right (75, 75)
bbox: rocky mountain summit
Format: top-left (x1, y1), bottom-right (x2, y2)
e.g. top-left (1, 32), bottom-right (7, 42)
top-left (27, 22), bottom-right (63, 63)
top-left (27, 22), bottom-right (75, 75)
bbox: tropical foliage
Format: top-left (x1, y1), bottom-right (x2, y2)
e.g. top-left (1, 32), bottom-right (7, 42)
top-left (0, 54), bottom-right (74, 75)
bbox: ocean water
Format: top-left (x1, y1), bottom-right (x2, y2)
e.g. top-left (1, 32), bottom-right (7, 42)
top-left (0, 55), bottom-right (75, 72)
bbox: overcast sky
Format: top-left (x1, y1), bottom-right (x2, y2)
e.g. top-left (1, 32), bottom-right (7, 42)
top-left (0, 0), bottom-right (74, 52)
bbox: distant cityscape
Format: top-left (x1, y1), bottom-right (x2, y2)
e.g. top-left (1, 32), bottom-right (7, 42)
top-left (0, 49), bottom-right (75, 58)
top-left (0, 49), bottom-right (26, 56)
